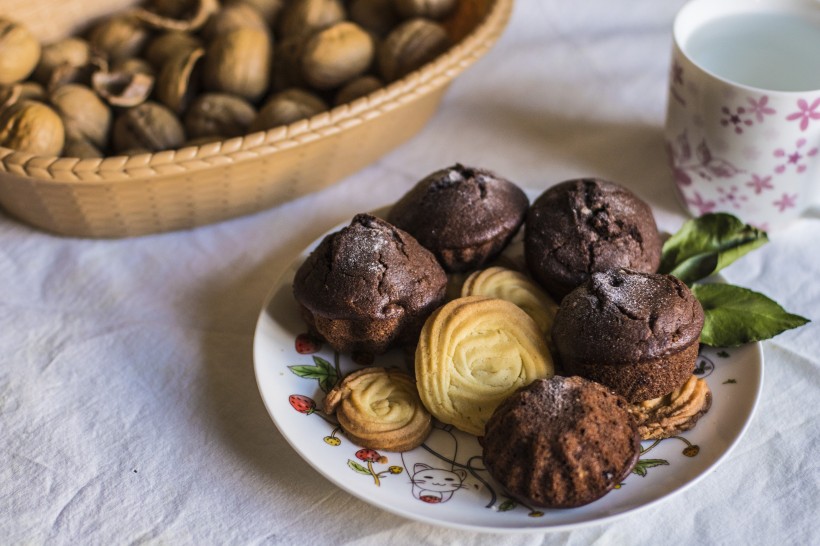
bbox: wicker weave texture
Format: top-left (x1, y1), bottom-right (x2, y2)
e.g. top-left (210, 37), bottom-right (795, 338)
top-left (0, 0), bottom-right (512, 238)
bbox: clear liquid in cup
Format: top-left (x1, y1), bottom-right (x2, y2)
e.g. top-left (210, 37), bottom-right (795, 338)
top-left (684, 12), bottom-right (820, 92)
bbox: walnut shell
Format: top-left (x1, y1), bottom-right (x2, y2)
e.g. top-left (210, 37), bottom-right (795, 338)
top-left (87, 15), bottom-right (150, 62)
top-left (202, 28), bottom-right (273, 102)
top-left (50, 84), bottom-right (111, 148)
top-left (251, 89), bottom-right (327, 131)
top-left (33, 38), bottom-right (91, 87)
top-left (277, 0), bottom-right (346, 39)
top-left (92, 70), bottom-right (155, 108)
top-left (302, 22), bottom-right (374, 90)
top-left (394, 0), bottom-right (458, 20)
top-left (112, 101), bottom-right (185, 153)
top-left (0, 18), bottom-right (41, 85)
top-left (18, 82), bottom-right (47, 102)
top-left (334, 75), bottom-right (383, 105)
top-left (378, 18), bottom-right (450, 82)
top-left (0, 82), bottom-right (47, 111)
top-left (112, 57), bottom-right (156, 79)
top-left (144, 31), bottom-right (203, 69)
top-left (0, 100), bottom-right (65, 156)
top-left (349, 0), bottom-right (398, 38)
top-left (155, 47), bottom-right (205, 114)
top-left (184, 93), bottom-right (256, 139)
top-left (132, 0), bottom-right (219, 32)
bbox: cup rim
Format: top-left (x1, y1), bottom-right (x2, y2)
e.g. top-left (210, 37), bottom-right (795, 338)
top-left (673, 0), bottom-right (820, 95)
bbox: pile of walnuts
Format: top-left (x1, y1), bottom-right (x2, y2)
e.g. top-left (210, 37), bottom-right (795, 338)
top-left (0, 0), bottom-right (458, 158)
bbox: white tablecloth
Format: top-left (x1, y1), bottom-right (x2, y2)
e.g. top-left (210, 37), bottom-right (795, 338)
top-left (3, 1), bottom-right (818, 543)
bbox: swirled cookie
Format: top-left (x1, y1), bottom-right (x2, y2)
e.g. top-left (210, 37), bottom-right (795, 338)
top-left (415, 296), bottom-right (554, 436)
top-left (461, 267), bottom-right (559, 339)
top-left (628, 375), bottom-right (712, 440)
top-left (324, 367), bottom-right (432, 452)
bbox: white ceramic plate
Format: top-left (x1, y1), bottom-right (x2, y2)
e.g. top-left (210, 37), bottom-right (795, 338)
top-left (253, 210), bottom-right (763, 533)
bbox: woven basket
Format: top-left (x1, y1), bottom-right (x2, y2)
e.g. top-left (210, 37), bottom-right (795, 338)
top-left (0, 0), bottom-right (512, 238)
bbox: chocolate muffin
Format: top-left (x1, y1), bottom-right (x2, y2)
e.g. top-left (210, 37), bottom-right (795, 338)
top-left (552, 268), bottom-right (705, 403)
top-left (525, 178), bottom-right (662, 300)
top-left (483, 376), bottom-right (640, 509)
top-left (293, 214), bottom-right (447, 354)
top-left (388, 164), bottom-right (529, 273)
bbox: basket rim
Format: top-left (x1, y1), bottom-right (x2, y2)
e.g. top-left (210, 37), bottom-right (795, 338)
top-left (0, 0), bottom-right (513, 184)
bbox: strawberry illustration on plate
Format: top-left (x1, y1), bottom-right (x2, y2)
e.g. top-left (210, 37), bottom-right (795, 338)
top-left (295, 333), bottom-right (322, 354)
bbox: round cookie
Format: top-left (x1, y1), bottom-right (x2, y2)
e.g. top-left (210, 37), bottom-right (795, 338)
top-left (525, 178), bottom-right (662, 300)
top-left (388, 164), bottom-right (529, 273)
top-left (552, 268), bottom-right (705, 403)
top-left (483, 376), bottom-right (640, 509)
top-left (293, 214), bottom-right (447, 354)
top-left (629, 375), bottom-right (712, 440)
top-left (324, 367), bottom-right (432, 452)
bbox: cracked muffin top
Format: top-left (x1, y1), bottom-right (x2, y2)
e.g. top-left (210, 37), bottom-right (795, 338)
top-left (524, 179), bottom-right (662, 300)
top-left (293, 214), bottom-right (447, 320)
top-left (387, 164), bottom-right (528, 271)
top-left (551, 268), bottom-right (704, 364)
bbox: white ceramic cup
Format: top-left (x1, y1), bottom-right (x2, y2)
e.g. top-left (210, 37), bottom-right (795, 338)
top-left (665, 0), bottom-right (820, 231)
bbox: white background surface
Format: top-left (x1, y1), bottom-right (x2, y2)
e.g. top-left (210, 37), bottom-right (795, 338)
top-left (2, 0), bottom-right (818, 543)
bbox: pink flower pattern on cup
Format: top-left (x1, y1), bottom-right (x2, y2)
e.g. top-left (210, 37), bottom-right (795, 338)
top-left (686, 192), bottom-right (717, 215)
top-left (773, 193), bottom-right (798, 212)
top-left (716, 185), bottom-right (748, 209)
top-left (774, 138), bottom-right (819, 174)
top-left (720, 106), bottom-right (753, 134)
top-left (745, 174), bottom-right (773, 195)
top-left (666, 47), bottom-right (820, 229)
top-left (746, 96), bottom-right (776, 123)
top-left (786, 98), bottom-right (820, 132)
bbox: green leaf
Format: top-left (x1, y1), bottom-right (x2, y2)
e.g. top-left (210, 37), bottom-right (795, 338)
top-left (288, 357), bottom-right (338, 393)
top-left (692, 283), bottom-right (810, 347)
top-left (632, 458), bottom-right (669, 477)
top-left (347, 459), bottom-right (371, 476)
top-left (660, 213), bottom-right (768, 285)
top-left (498, 499), bottom-right (517, 512)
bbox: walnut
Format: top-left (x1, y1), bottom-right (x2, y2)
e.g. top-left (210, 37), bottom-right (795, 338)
top-left (277, 0), bottom-right (346, 39)
top-left (184, 93), bottom-right (256, 139)
top-left (302, 22), bottom-right (375, 90)
top-left (334, 75), bottom-right (383, 105)
top-left (349, 0), bottom-right (399, 37)
top-left (0, 18), bottom-right (41, 85)
top-left (394, 0), bottom-right (458, 20)
top-left (0, 100), bottom-right (65, 156)
top-left (86, 15), bottom-right (150, 62)
top-left (49, 84), bottom-right (111, 148)
top-left (251, 89), bottom-right (328, 132)
top-left (112, 101), bottom-right (185, 153)
top-left (378, 18), bottom-right (450, 82)
top-left (33, 38), bottom-right (91, 87)
top-left (202, 28), bottom-right (273, 101)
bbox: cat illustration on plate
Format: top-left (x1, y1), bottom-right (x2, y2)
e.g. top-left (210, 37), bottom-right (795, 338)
top-left (410, 463), bottom-right (468, 503)
top-left (401, 424), bottom-right (481, 504)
